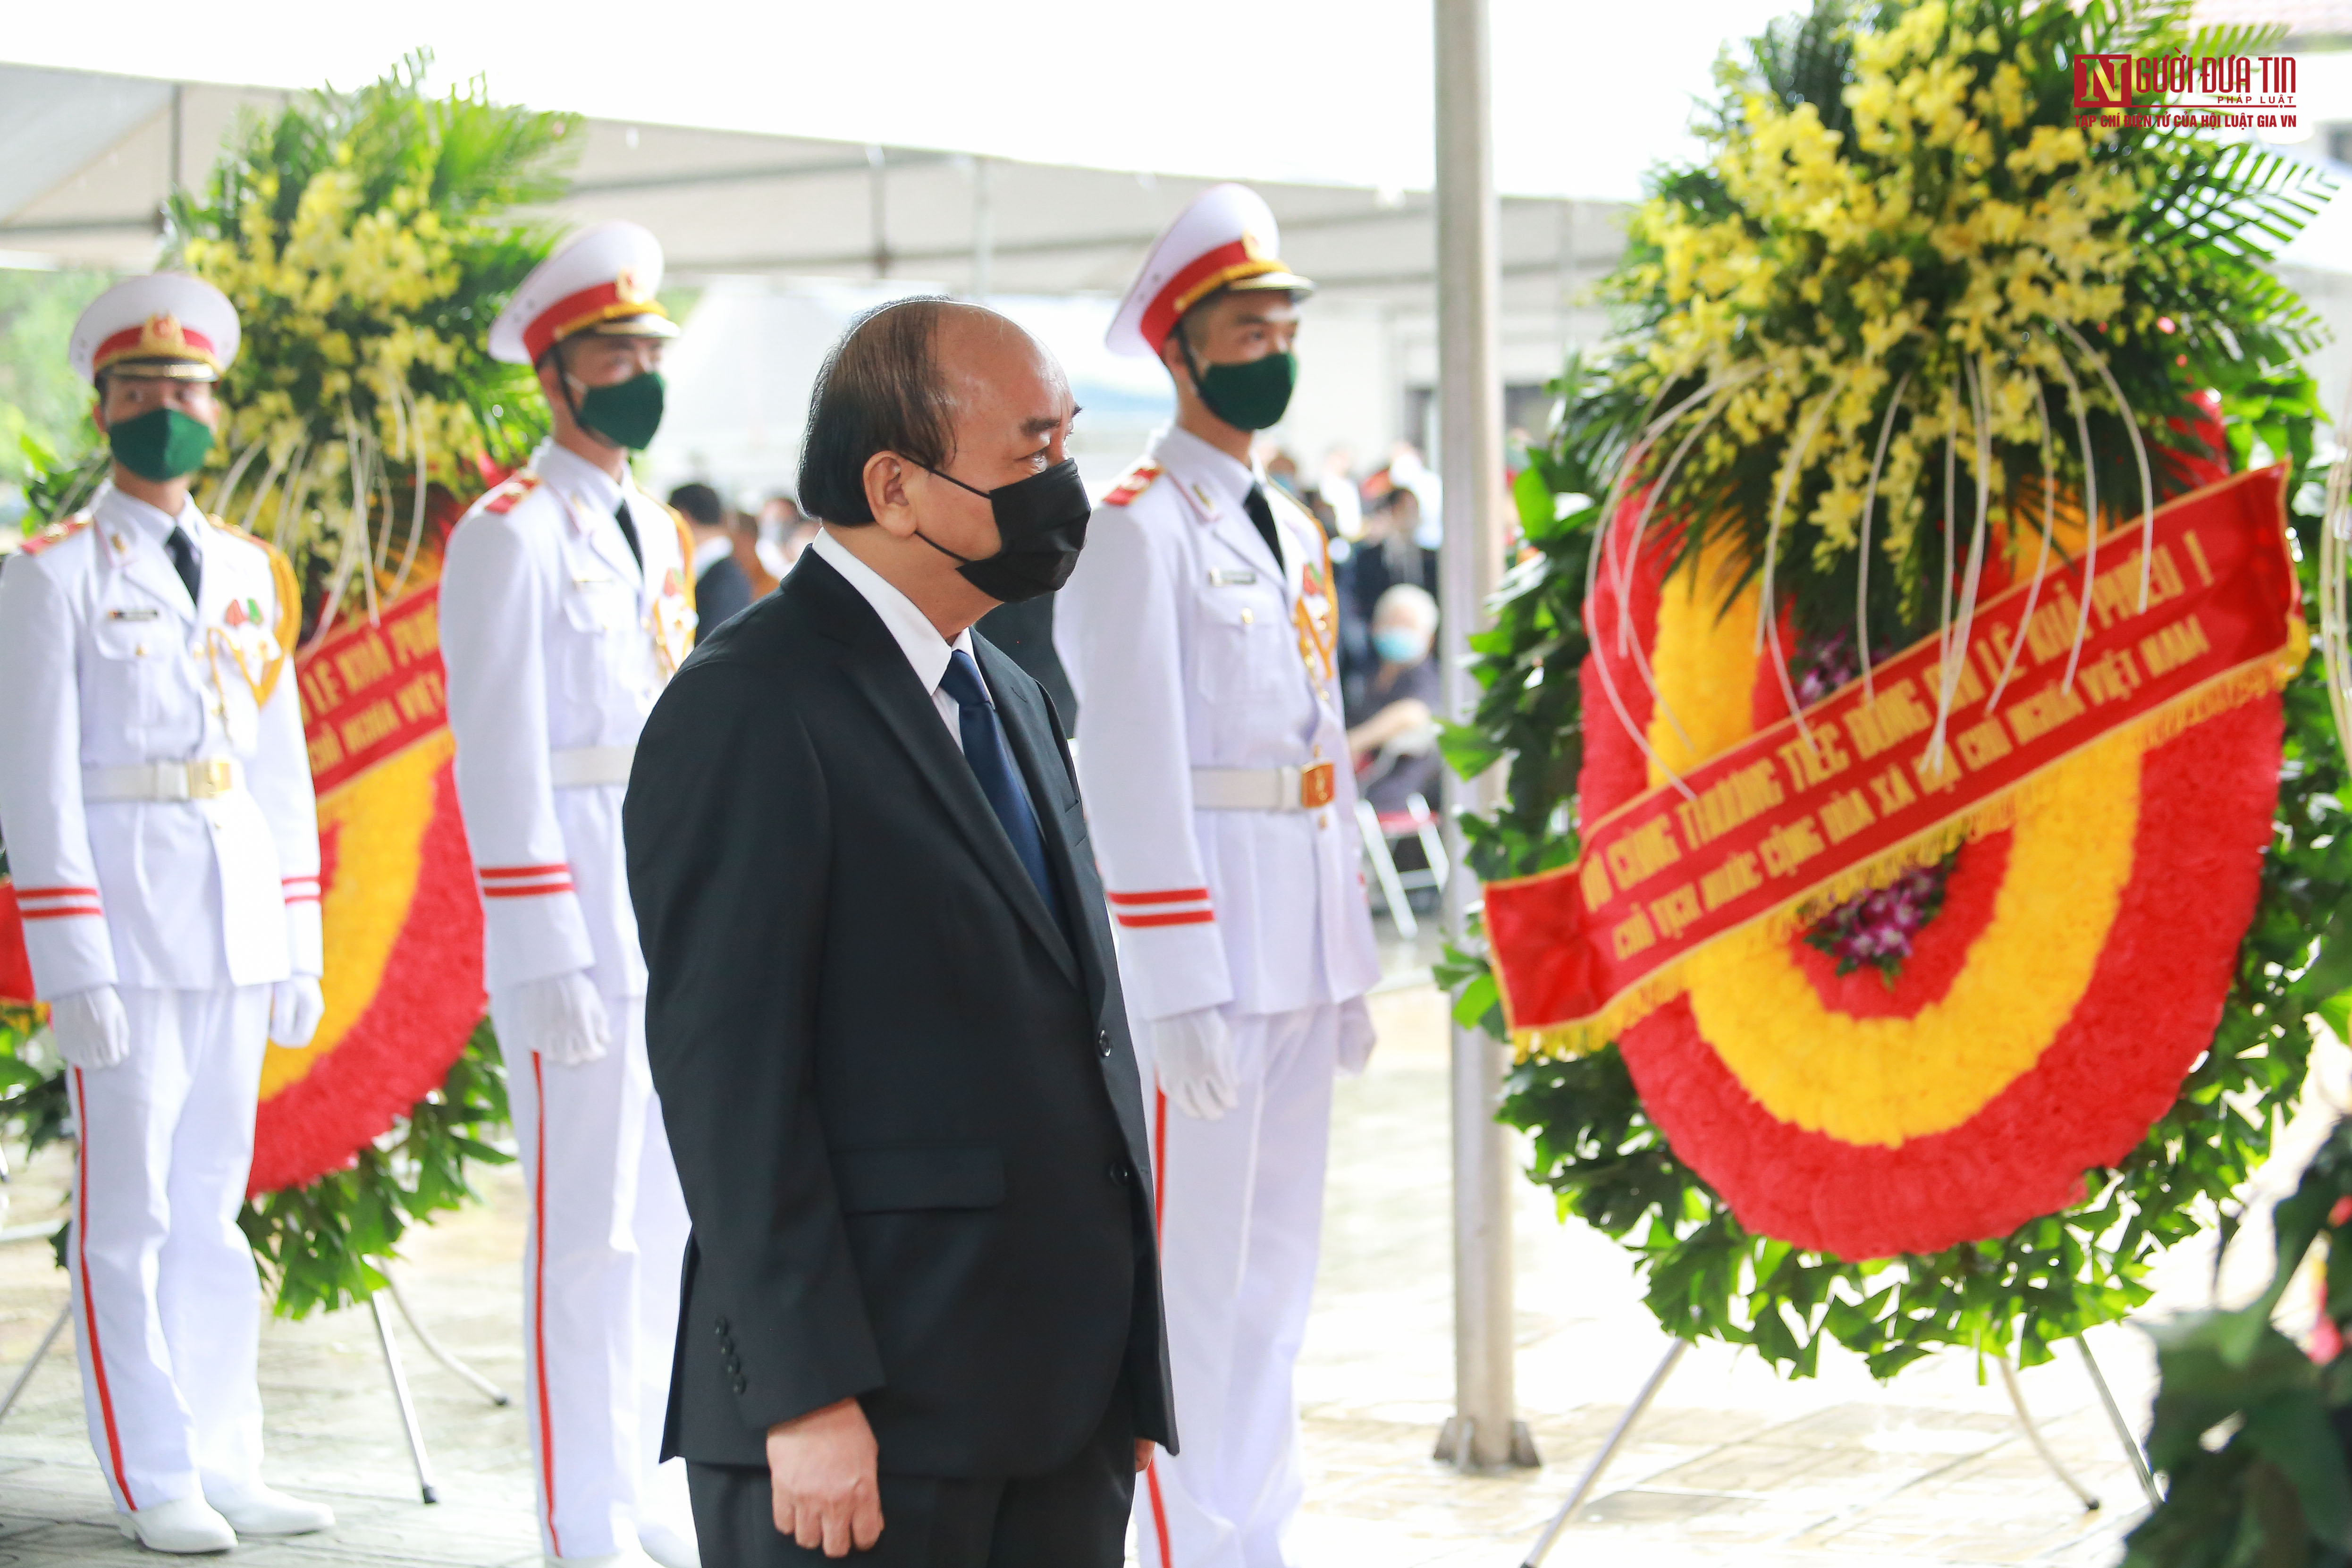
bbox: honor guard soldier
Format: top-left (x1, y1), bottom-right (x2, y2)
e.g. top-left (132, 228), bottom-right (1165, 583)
top-left (1055, 184), bottom-right (1382, 1568)
top-left (0, 275), bottom-right (333, 1554)
top-left (440, 221), bottom-right (700, 1568)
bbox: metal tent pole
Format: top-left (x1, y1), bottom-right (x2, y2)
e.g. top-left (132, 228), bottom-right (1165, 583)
top-left (971, 155), bottom-right (994, 304)
top-left (1433, 0), bottom-right (1530, 1473)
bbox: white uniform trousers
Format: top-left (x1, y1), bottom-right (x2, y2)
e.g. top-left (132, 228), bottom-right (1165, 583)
top-left (495, 992), bottom-right (692, 1560)
top-left (66, 985), bottom-right (271, 1515)
top-left (1138, 1004), bottom-right (1339, 1568)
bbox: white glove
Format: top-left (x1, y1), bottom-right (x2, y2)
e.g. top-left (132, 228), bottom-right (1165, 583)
top-left (1153, 1007), bottom-right (1238, 1121)
top-left (50, 985), bottom-right (130, 1071)
top-left (1336, 995), bottom-right (1378, 1078)
top-left (504, 971), bottom-right (610, 1067)
top-left (269, 976), bottom-right (327, 1048)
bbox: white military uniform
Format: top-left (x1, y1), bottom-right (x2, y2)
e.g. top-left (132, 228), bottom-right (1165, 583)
top-left (1059, 214), bottom-right (1382, 1558)
top-left (439, 220), bottom-right (698, 1566)
top-left (0, 482), bottom-right (320, 1515)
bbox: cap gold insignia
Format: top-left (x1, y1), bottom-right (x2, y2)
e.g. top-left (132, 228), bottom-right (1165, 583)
top-left (615, 268), bottom-right (649, 304)
top-left (145, 313), bottom-right (186, 352)
top-left (1240, 230), bottom-right (1270, 262)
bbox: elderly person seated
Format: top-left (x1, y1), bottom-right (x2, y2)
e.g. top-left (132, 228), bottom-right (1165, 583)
top-left (1345, 582), bottom-right (1442, 815)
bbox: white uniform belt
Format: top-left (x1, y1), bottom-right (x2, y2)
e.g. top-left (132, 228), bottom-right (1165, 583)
top-left (1191, 762), bottom-right (1339, 812)
top-left (82, 759), bottom-right (243, 802)
top-left (550, 745), bottom-right (636, 788)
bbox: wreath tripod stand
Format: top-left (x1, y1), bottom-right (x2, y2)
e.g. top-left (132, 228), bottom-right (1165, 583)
top-left (1516, 1334), bottom-right (2164, 1568)
top-left (0, 1245), bottom-right (506, 1507)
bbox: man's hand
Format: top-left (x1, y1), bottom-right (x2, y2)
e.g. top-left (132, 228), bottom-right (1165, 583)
top-left (499, 970), bottom-right (611, 1067)
top-left (50, 985), bottom-right (130, 1070)
top-left (1136, 1440), bottom-right (1156, 1474)
top-left (1152, 1007), bottom-right (1238, 1120)
top-left (767, 1399), bottom-right (883, 1558)
top-left (269, 976), bottom-right (326, 1048)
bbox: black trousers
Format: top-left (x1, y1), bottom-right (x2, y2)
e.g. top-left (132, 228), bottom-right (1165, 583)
top-left (687, 1383), bottom-right (1136, 1568)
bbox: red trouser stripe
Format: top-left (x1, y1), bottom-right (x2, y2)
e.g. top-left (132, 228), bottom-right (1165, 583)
top-left (531, 1053), bottom-right (561, 1557)
top-left (73, 1069), bottom-right (135, 1510)
top-left (1145, 1086), bottom-right (1173, 1568)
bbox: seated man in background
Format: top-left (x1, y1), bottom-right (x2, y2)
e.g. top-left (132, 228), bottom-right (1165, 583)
top-left (674, 481), bottom-right (752, 641)
top-left (1345, 582), bottom-right (1443, 817)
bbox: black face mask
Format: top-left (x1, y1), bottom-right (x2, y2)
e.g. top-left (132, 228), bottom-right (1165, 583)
top-left (913, 458), bottom-right (1091, 603)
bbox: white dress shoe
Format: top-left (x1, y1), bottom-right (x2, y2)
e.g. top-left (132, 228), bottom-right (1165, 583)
top-left (116, 1494), bottom-right (237, 1554)
top-left (638, 1518), bottom-right (702, 1568)
top-left (204, 1483), bottom-right (335, 1536)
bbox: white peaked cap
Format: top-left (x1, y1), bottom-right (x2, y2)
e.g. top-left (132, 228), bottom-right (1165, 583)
top-left (488, 219), bottom-right (679, 366)
top-left (69, 273), bottom-right (240, 383)
top-left (1106, 183), bottom-right (1314, 359)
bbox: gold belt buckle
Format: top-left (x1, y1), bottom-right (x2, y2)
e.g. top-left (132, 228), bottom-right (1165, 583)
top-left (1299, 761), bottom-right (1337, 809)
top-left (189, 759), bottom-right (235, 799)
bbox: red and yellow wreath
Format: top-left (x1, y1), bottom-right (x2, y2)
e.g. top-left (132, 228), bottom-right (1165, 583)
top-left (1500, 458), bottom-right (2296, 1262)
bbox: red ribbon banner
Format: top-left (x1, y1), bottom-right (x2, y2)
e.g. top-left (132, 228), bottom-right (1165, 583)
top-left (1485, 464), bottom-right (2305, 1053)
top-left (298, 587), bottom-right (448, 795)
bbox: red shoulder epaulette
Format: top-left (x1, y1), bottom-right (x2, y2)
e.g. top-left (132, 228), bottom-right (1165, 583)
top-left (1101, 460), bottom-right (1162, 508)
top-left (17, 514), bottom-right (92, 557)
top-left (479, 471), bottom-right (542, 516)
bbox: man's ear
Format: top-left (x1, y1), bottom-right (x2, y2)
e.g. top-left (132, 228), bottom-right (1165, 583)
top-left (1158, 333), bottom-right (1191, 393)
top-left (862, 452), bottom-right (915, 540)
top-left (90, 396), bottom-right (109, 435)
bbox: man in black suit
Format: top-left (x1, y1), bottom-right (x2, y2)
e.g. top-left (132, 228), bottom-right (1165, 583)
top-left (624, 297), bottom-right (1173, 1567)
top-left (671, 480), bottom-right (754, 640)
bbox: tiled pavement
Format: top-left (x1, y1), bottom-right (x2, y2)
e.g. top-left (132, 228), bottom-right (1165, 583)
top-left (0, 973), bottom-right (2332, 1566)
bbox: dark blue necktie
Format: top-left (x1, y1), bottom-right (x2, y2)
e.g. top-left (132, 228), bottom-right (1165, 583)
top-left (939, 649), bottom-right (1067, 933)
top-left (164, 525), bottom-right (201, 606)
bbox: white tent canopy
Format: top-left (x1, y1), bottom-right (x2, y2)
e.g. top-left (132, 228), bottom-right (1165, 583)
top-left (0, 0), bottom-right (1804, 202)
top-left (0, 62), bottom-right (1624, 314)
top-left (0, 61), bottom-right (1633, 497)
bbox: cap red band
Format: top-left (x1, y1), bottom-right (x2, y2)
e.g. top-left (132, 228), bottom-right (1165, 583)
top-left (93, 323), bottom-right (217, 372)
top-left (523, 280), bottom-right (670, 363)
top-left (1139, 239), bottom-right (1273, 351)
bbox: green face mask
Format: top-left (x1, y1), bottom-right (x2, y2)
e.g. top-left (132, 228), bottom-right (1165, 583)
top-left (572, 370), bottom-right (667, 451)
top-left (108, 406), bottom-right (215, 482)
top-left (1182, 343), bottom-right (1298, 433)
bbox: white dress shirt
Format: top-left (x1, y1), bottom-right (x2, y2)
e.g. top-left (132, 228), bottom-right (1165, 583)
top-left (812, 527), bottom-right (975, 753)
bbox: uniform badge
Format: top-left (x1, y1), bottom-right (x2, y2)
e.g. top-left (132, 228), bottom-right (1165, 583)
top-left (651, 567), bottom-right (696, 674)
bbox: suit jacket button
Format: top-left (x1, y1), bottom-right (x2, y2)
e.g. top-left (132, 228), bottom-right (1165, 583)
top-left (1109, 1162), bottom-right (1132, 1185)
top-left (1097, 1028), bottom-right (1112, 1057)
top-left (714, 1318), bottom-right (729, 1338)
top-left (731, 1376), bottom-right (749, 1395)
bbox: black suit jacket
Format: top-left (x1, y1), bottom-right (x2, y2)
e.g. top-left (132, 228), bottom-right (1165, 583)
top-left (624, 549), bottom-right (1175, 1479)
